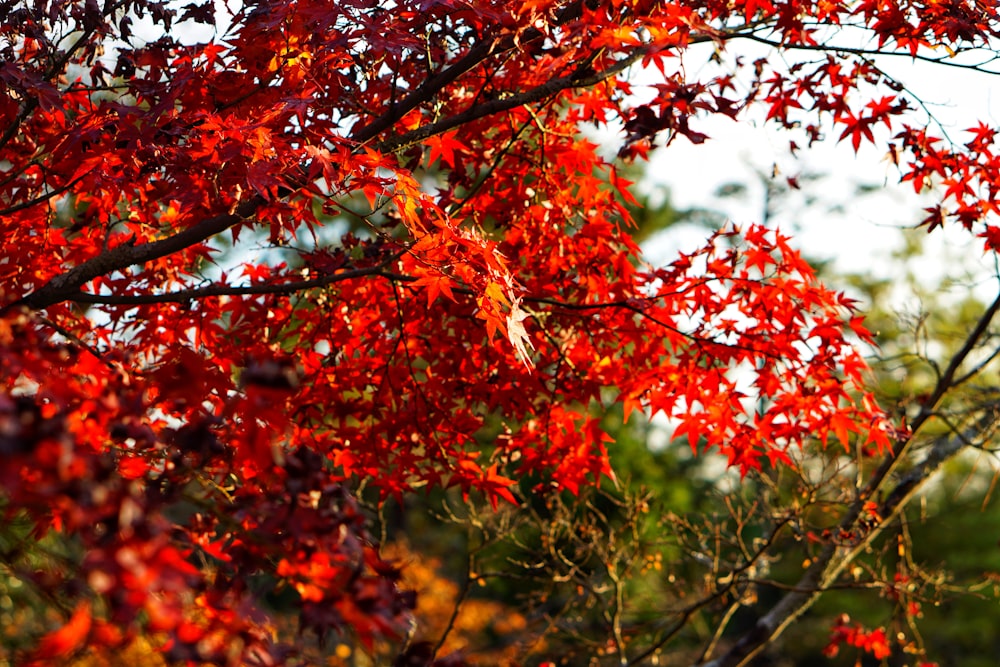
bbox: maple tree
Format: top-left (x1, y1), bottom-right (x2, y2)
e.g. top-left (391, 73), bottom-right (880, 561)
top-left (359, 181), bottom-right (1000, 667)
top-left (2, 0), bottom-right (1000, 665)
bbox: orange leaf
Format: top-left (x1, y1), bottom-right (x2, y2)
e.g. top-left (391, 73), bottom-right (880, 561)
top-left (32, 600), bottom-right (92, 660)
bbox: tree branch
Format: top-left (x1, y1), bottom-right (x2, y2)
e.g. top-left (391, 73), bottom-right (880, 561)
top-left (373, 47), bottom-right (654, 154)
top-left (351, 36), bottom-right (509, 145)
top-left (737, 31), bottom-right (1000, 75)
top-left (0, 170), bottom-right (91, 217)
top-left (352, 0), bottom-right (594, 145)
top-left (910, 291), bottom-right (1000, 433)
top-left (17, 196), bottom-right (265, 311)
top-left (696, 290), bottom-right (1000, 667)
top-left (66, 252), bottom-right (406, 305)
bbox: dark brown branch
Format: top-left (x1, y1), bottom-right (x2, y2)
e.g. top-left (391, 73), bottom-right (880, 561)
top-left (351, 36), bottom-right (509, 145)
top-left (352, 0), bottom-right (592, 145)
top-left (65, 268), bottom-right (782, 362)
top-left (9, 19), bottom-right (763, 316)
top-left (35, 315), bottom-right (116, 370)
top-left (879, 408), bottom-right (1000, 518)
top-left (910, 292), bottom-right (1000, 433)
top-left (62, 269), bottom-right (634, 309)
top-left (67, 253), bottom-right (407, 305)
top-left (0, 0), bottom-right (129, 153)
top-left (373, 46), bottom-right (654, 154)
top-left (18, 196), bottom-right (265, 311)
top-left (0, 170), bottom-right (91, 217)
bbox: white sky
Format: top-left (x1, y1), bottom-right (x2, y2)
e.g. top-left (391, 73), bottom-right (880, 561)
top-left (630, 39), bottom-right (1000, 307)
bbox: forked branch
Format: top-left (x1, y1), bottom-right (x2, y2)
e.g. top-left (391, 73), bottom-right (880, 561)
top-left (697, 290), bottom-right (1000, 667)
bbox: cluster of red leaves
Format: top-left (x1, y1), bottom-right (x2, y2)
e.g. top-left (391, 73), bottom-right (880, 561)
top-left (1, 0), bottom-right (998, 662)
top-left (1, 315), bottom-right (410, 663)
top-left (823, 613), bottom-right (939, 666)
top-left (823, 602), bottom-right (943, 666)
top-left (823, 614), bottom-right (893, 661)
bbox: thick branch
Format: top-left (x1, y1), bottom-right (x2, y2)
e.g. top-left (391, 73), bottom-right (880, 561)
top-left (18, 197), bottom-right (264, 311)
top-left (67, 254), bottom-right (405, 305)
top-left (352, 37), bottom-right (508, 145)
top-left (910, 292), bottom-right (1000, 433)
top-left (352, 0), bottom-right (592, 143)
top-left (879, 410), bottom-right (999, 517)
top-left (374, 47), bottom-right (653, 153)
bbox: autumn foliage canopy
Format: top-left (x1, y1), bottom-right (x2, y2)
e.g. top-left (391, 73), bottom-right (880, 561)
top-left (1, 0), bottom-right (998, 664)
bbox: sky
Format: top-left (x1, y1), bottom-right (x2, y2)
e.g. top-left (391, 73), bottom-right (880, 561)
top-left (628, 37), bottom-right (1000, 308)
